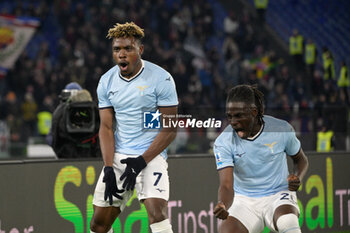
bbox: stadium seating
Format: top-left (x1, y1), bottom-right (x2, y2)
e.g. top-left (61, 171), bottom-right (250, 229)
top-left (248, 0), bottom-right (350, 71)
top-left (1, 0), bottom-right (349, 155)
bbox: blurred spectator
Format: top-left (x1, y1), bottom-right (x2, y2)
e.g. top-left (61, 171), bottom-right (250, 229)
top-left (316, 124), bottom-right (334, 152)
top-left (0, 0), bottom-right (348, 153)
top-left (289, 29), bottom-right (304, 71)
top-left (322, 90), bottom-right (348, 151)
top-left (2, 92), bottom-right (20, 118)
top-left (3, 93), bottom-right (22, 145)
top-left (254, 0), bottom-right (269, 24)
top-left (6, 114), bottom-right (23, 143)
top-left (21, 92), bottom-right (38, 141)
top-left (311, 70), bottom-right (325, 98)
top-left (337, 60), bottom-right (349, 105)
top-left (304, 38), bottom-right (317, 79)
top-left (37, 111), bottom-right (52, 137)
top-left (290, 74), bottom-right (308, 105)
top-left (172, 59), bottom-right (189, 98)
top-left (322, 46), bottom-right (336, 84)
top-left (198, 62), bottom-right (213, 102)
top-left (224, 10), bottom-right (239, 35)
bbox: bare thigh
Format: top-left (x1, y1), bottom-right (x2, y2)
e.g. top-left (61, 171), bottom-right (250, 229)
top-left (143, 198), bottom-right (169, 224)
top-left (219, 216), bottom-right (249, 233)
top-left (90, 205), bottom-right (121, 232)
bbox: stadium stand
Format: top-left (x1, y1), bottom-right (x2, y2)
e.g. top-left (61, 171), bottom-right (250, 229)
top-left (248, 0), bottom-right (350, 72)
top-left (0, 0), bottom-right (349, 157)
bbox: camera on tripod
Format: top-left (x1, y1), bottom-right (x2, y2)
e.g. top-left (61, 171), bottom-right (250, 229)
top-left (58, 83), bottom-right (97, 134)
top-left (66, 101), bottom-right (96, 133)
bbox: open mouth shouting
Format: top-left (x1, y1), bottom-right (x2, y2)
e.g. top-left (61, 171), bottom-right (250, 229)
top-left (235, 128), bottom-right (245, 138)
top-left (119, 61), bottom-right (129, 73)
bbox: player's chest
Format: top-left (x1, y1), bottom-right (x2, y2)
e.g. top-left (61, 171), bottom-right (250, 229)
top-left (233, 137), bottom-right (285, 164)
top-left (108, 80), bottom-right (157, 109)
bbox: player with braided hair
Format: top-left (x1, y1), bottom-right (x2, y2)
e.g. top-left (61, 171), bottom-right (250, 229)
top-left (213, 84), bottom-right (309, 233)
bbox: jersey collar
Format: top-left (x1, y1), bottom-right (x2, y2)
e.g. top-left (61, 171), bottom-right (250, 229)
top-left (119, 60), bottom-right (144, 82)
top-left (246, 123), bottom-right (264, 141)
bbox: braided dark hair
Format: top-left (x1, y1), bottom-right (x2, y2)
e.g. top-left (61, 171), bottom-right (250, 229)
top-left (226, 84), bottom-right (265, 123)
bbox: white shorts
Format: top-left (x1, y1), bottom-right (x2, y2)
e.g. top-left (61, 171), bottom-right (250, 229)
top-left (93, 153), bottom-right (169, 210)
top-left (228, 190), bottom-right (299, 233)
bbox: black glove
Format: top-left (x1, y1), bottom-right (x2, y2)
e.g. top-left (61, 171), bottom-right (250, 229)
top-left (103, 166), bottom-right (124, 205)
top-left (120, 156), bottom-right (147, 191)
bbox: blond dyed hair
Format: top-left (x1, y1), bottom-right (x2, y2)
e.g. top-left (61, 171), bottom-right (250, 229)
top-left (106, 22), bottom-right (145, 41)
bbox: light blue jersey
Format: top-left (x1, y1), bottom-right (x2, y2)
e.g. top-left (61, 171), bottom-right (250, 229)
top-left (97, 60), bottom-right (178, 159)
top-left (213, 115), bottom-right (301, 197)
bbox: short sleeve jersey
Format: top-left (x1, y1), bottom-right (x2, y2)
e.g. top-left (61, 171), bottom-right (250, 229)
top-left (213, 115), bottom-right (301, 197)
top-left (97, 60), bottom-right (178, 159)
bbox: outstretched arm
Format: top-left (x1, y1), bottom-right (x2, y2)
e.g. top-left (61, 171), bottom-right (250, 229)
top-left (288, 148), bottom-right (309, 191)
top-left (214, 166), bottom-right (234, 220)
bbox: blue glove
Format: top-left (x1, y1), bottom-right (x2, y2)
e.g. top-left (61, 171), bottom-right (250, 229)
top-left (103, 166), bottom-right (124, 205)
top-left (120, 156), bottom-right (147, 191)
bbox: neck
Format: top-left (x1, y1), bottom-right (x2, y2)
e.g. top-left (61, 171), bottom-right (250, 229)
top-left (250, 120), bottom-right (263, 137)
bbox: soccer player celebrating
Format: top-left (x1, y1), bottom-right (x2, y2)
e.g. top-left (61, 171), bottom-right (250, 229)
top-left (213, 85), bottom-right (308, 233)
top-left (90, 22), bottom-right (178, 233)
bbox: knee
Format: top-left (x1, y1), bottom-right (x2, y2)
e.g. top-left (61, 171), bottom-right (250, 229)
top-left (148, 211), bottom-right (167, 224)
top-left (276, 213), bottom-right (301, 233)
top-left (144, 199), bottom-right (169, 224)
top-left (90, 218), bottom-right (111, 233)
top-left (147, 205), bottom-right (168, 224)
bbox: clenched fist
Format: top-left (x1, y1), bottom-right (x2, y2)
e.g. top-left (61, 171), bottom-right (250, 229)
top-left (213, 202), bottom-right (229, 220)
top-left (287, 174), bottom-right (301, 191)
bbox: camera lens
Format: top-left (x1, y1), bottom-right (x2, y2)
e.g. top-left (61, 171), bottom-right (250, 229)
top-left (69, 107), bottom-right (92, 128)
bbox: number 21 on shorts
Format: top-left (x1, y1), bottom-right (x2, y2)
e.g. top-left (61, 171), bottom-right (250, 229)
top-left (280, 192), bottom-right (290, 200)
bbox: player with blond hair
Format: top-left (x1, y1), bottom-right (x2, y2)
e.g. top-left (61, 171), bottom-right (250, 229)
top-left (90, 22), bottom-right (178, 233)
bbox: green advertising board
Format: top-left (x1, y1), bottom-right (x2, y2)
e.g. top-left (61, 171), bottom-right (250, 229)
top-left (0, 153), bottom-right (349, 233)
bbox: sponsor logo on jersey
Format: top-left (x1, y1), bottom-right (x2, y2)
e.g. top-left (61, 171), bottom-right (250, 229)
top-left (136, 85), bottom-right (149, 96)
top-left (264, 141), bottom-right (277, 153)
